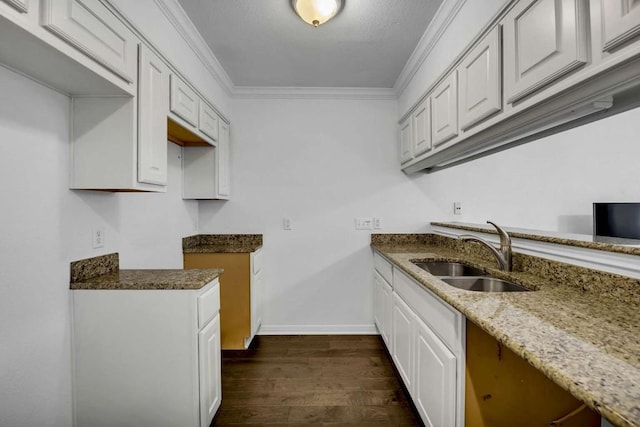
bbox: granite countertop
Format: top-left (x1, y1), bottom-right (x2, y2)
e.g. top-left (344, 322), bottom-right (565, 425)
top-left (70, 253), bottom-right (222, 290)
top-left (183, 234), bottom-right (263, 253)
top-left (372, 234), bottom-right (640, 427)
top-left (432, 221), bottom-right (640, 256)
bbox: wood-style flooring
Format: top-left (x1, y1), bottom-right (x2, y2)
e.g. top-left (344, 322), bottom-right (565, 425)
top-left (213, 335), bottom-right (422, 426)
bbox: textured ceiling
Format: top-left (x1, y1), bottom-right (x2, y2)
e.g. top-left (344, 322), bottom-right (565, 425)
top-left (176, 0), bottom-right (444, 88)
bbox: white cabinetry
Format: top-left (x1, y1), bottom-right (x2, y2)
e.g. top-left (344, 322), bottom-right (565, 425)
top-left (392, 292), bottom-right (415, 391)
top-left (373, 252), bottom-right (393, 347)
top-left (1, 0), bottom-right (28, 12)
top-left (601, 0), bottom-right (640, 51)
top-left (399, 116), bottom-right (413, 163)
top-left (182, 120), bottom-right (231, 200)
top-left (41, 0), bottom-right (138, 84)
top-left (72, 279), bottom-right (222, 427)
top-left (412, 98), bottom-right (432, 156)
top-left (458, 26), bottom-right (502, 130)
top-left (170, 74), bottom-right (199, 127)
top-left (250, 248), bottom-right (263, 340)
top-left (138, 45), bottom-right (169, 185)
top-left (199, 100), bottom-right (220, 142)
top-left (503, 0), bottom-right (588, 103)
top-left (430, 71), bottom-right (458, 146)
top-left (372, 251), bottom-right (465, 427)
top-left (71, 44), bottom-right (169, 191)
top-left (198, 313), bottom-right (222, 427)
top-left (414, 316), bottom-right (457, 427)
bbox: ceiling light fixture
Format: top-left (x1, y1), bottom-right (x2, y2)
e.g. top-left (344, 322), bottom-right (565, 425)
top-left (290, 0), bottom-right (344, 28)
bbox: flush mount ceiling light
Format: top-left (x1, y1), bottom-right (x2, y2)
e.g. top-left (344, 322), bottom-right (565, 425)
top-left (290, 0), bottom-right (344, 28)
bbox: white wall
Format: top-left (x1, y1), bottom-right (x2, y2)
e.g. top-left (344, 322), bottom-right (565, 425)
top-left (198, 98), bottom-right (438, 332)
top-left (0, 67), bottom-right (197, 426)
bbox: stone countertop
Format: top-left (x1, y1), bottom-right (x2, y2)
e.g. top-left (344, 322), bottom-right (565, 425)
top-left (432, 221), bottom-right (640, 256)
top-left (70, 268), bottom-right (223, 290)
top-left (372, 235), bottom-right (640, 427)
top-left (183, 234), bottom-right (263, 253)
top-left (70, 253), bottom-right (222, 290)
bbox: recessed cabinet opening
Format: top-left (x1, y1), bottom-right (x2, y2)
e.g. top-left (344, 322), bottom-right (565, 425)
top-left (168, 118), bottom-right (214, 147)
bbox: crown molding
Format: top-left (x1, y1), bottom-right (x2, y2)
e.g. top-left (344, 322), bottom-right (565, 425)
top-left (153, 0), bottom-right (235, 96)
top-left (232, 86), bottom-right (397, 100)
top-left (393, 0), bottom-right (467, 95)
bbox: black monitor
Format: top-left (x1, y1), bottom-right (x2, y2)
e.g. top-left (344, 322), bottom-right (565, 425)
top-left (593, 203), bottom-right (640, 239)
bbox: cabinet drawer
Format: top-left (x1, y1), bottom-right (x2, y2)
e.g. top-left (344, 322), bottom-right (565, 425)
top-left (42, 0), bottom-right (138, 83)
top-left (373, 252), bottom-right (393, 284)
top-left (199, 101), bottom-right (219, 142)
top-left (393, 269), bottom-right (463, 354)
top-left (252, 249), bottom-right (263, 275)
top-left (170, 74), bottom-right (199, 127)
top-left (198, 279), bottom-right (220, 329)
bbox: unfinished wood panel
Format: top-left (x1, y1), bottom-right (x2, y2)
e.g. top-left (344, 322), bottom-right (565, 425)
top-left (168, 118), bottom-right (211, 147)
top-left (184, 253), bottom-right (251, 350)
top-left (465, 320), bottom-right (600, 427)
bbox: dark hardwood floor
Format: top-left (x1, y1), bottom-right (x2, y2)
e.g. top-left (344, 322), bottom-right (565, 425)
top-left (213, 335), bottom-right (422, 426)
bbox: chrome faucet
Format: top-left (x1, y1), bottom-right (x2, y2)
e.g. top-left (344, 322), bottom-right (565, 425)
top-left (459, 221), bottom-right (512, 271)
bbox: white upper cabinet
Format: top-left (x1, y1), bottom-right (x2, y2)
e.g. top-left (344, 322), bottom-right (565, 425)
top-left (199, 100), bottom-right (220, 142)
top-left (430, 71), bottom-right (458, 146)
top-left (216, 121), bottom-right (231, 198)
top-left (170, 74), bottom-right (199, 127)
top-left (601, 0), bottom-right (640, 51)
top-left (182, 120), bottom-right (231, 200)
top-left (458, 26), bottom-right (502, 131)
top-left (412, 98), bottom-right (432, 156)
top-left (503, 0), bottom-right (589, 104)
top-left (399, 116), bottom-right (413, 163)
top-left (1, 0), bottom-right (28, 13)
top-left (137, 44), bottom-right (169, 186)
top-left (41, 0), bottom-right (138, 84)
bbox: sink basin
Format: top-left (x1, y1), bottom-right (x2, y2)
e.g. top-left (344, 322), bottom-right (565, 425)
top-left (412, 261), bottom-right (487, 277)
top-left (441, 277), bottom-right (530, 292)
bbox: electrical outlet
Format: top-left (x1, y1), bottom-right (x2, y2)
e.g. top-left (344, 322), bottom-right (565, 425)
top-left (453, 202), bottom-right (463, 215)
top-left (283, 217), bottom-right (292, 230)
top-left (373, 217), bottom-right (382, 229)
top-left (92, 228), bottom-right (105, 249)
top-left (355, 217), bottom-right (373, 230)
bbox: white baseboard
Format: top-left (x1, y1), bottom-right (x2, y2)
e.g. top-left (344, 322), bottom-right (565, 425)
top-left (258, 324), bottom-right (378, 336)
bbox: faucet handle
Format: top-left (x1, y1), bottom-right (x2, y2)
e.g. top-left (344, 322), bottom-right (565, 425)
top-left (487, 221), bottom-right (511, 248)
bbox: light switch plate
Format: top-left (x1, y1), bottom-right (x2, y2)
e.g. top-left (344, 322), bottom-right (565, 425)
top-left (355, 217), bottom-right (373, 230)
top-left (92, 228), bottom-right (105, 248)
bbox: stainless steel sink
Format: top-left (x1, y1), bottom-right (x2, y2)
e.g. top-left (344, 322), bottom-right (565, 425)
top-left (412, 261), bottom-right (487, 277)
top-left (440, 277), bottom-right (531, 292)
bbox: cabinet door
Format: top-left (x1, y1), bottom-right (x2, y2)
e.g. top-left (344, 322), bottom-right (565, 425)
top-left (2, 0), bottom-right (28, 12)
top-left (170, 74), bottom-right (199, 127)
top-left (216, 121), bottom-right (230, 198)
top-left (381, 277), bottom-right (393, 348)
top-left (601, 0), bottom-right (640, 51)
top-left (199, 314), bottom-right (222, 427)
top-left (392, 293), bottom-right (414, 392)
top-left (431, 72), bottom-right (458, 146)
top-left (199, 101), bottom-right (219, 142)
top-left (399, 117), bottom-right (413, 163)
top-left (137, 45), bottom-right (168, 186)
top-left (414, 317), bottom-right (457, 427)
top-left (374, 272), bottom-right (385, 335)
top-left (41, 0), bottom-right (137, 83)
top-left (458, 26), bottom-right (502, 131)
top-left (503, 0), bottom-right (588, 104)
top-left (412, 98), bottom-right (431, 156)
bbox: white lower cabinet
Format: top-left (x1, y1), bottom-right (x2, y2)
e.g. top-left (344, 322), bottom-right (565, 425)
top-left (373, 253), bottom-right (465, 427)
top-left (72, 279), bottom-right (222, 427)
top-left (414, 316), bottom-right (457, 427)
top-left (374, 271), bottom-right (392, 347)
top-left (391, 292), bottom-right (415, 391)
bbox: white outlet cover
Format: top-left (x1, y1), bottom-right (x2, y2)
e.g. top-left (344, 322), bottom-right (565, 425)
top-left (92, 228), bottom-right (105, 249)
